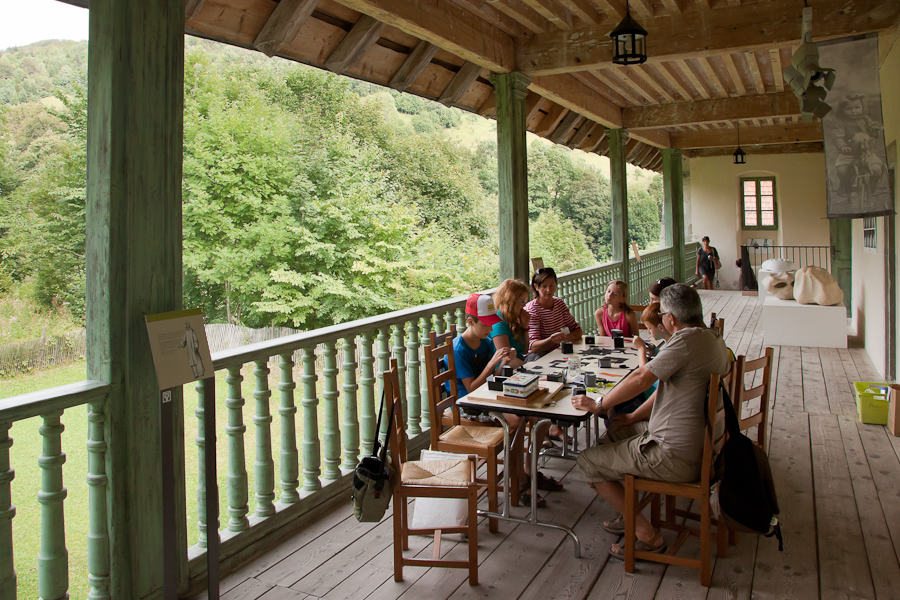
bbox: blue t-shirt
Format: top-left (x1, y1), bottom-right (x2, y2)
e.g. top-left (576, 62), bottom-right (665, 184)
top-left (453, 335), bottom-right (496, 397)
top-left (489, 316), bottom-right (526, 361)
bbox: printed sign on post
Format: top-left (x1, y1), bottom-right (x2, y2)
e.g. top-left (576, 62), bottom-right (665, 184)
top-left (145, 308), bottom-right (214, 390)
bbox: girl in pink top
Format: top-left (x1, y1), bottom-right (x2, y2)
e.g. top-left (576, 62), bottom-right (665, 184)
top-left (594, 279), bottom-right (640, 337)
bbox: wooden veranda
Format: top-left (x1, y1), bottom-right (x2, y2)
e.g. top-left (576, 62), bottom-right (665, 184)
top-left (194, 291), bottom-right (900, 600)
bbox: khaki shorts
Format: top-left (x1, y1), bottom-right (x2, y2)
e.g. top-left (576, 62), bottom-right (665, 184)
top-left (576, 428), bottom-right (700, 484)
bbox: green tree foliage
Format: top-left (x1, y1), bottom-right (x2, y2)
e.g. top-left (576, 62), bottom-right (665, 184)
top-left (529, 208), bottom-right (596, 273)
top-left (0, 41), bottom-right (88, 104)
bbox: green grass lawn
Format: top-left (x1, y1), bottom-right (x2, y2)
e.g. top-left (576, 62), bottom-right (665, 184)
top-left (1, 359), bottom-right (352, 599)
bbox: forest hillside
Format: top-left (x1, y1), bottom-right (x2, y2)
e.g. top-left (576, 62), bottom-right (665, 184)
top-left (0, 38), bottom-right (664, 335)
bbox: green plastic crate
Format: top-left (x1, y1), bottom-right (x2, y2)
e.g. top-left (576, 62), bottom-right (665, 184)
top-left (854, 381), bottom-right (890, 425)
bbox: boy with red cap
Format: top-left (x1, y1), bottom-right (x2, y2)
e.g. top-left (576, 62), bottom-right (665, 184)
top-left (454, 293), bottom-right (512, 397)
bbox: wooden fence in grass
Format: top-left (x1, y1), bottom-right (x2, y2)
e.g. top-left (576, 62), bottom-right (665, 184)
top-left (0, 330), bottom-right (87, 377)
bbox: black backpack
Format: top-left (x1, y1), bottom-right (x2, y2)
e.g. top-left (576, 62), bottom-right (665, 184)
top-left (707, 382), bottom-right (784, 550)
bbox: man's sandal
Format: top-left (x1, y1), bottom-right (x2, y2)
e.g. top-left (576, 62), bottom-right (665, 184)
top-left (518, 489), bottom-right (547, 508)
top-left (601, 516), bottom-right (625, 535)
top-left (608, 532), bottom-right (667, 560)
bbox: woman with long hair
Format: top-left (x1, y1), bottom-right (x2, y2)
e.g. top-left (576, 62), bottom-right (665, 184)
top-left (490, 278), bottom-right (531, 368)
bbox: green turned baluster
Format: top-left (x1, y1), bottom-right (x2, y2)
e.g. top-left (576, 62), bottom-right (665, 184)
top-left (194, 379), bottom-right (207, 548)
top-left (445, 311), bottom-right (455, 335)
top-left (0, 422), bottom-right (15, 600)
top-left (341, 338), bottom-right (360, 471)
top-left (225, 366), bottom-right (249, 532)
top-left (419, 318), bottom-right (432, 430)
top-left (376, 327), bottom-right (391, 438)
top-left (358, 332), bottom-right (376, 456)
top-left (392, 326), bottom-right (408, 429)
top-left (406, 320), bottom-right (421, 435)
top-left (38, 410), bottom-right (68, 600)
top-left (321, 342), bottom-right (341, 480)
top-left (455, 308), bottom-right (465, 332)
top-left (253, 360), bottom-right (275, 517)
top-left (86, 403), bottom-right (110, 600)
top-left (278, 353), bottom-right (299, 505)
top-left (301, 347), bottom-right (321, 491)
top-left (432, 313), bottom-right (442, 336)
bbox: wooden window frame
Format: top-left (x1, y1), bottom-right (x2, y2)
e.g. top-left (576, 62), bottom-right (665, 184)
top-left (741, 176), bottom-right (778, 231)
top-left (863, 217), bottom-right (876, 252)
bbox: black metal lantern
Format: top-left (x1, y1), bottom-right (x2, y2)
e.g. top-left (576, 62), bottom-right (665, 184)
top-left (610, 4), bottom-right (648, 66)
top-left (733, 122), bottom-right (746, 164)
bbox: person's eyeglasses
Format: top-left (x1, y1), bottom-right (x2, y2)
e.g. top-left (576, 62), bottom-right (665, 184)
top-left (659, 312), bottom-right (671, 318)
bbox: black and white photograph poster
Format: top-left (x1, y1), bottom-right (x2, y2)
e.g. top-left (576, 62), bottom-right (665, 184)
top-left (820, 36), bottom-right (893, 218)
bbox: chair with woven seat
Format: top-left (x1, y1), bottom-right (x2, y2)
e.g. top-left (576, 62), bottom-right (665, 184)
top-left (386, 358), bottom-right (480, 585)
top-left (731, 348), bottom-right (774, 453)
top-left (624, 372), bottom-right (729, 587)
top-left (424, 329), bottom-right (506, 531)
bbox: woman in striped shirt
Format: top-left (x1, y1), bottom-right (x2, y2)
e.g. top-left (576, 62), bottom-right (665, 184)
top-left (526, 267), bottom-right (583, 355)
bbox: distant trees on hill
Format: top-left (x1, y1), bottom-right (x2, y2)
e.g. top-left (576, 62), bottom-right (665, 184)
top-left (0, 39), bottom-right (663, 332)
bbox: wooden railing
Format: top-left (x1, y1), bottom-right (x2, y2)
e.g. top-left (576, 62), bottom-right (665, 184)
top-left (0, 252), bottom-right (691, 598)
top-left (0, 381), bottom-right (111, 600)
top-left (627, 247), bottom-right (676, 305)
top-left (684, 241), bottom-right (701, 285)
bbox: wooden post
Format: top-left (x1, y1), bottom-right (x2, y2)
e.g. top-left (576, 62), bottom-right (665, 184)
top-left (492, 72), bottom-right (531, 284)
top-left (607, 129), bottom-right (629, 287)
top-left (662, 149), bottom-right (686, 282)
top-left (278, 353), bottom-right (300, 504)
top-left (85, 0), bottom-right (185, 596)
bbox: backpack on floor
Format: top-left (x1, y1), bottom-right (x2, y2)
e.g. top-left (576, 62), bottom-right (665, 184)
top-left (707, 382), bottom-right (784, 550)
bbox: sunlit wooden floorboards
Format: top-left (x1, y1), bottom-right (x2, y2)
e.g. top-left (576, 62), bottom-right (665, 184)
top-left (196, 291), bottom-right (900, 600)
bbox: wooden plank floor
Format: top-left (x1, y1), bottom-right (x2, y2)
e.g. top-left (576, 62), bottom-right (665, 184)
top-left (198, 291), bottom-right (900, 600)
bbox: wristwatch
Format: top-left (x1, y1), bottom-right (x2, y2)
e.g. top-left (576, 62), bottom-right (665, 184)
top-left (595, 396), bottom-right (604, 411)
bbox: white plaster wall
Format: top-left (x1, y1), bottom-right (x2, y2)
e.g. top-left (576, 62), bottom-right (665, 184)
top-left (852, 217), bottom-right (886, 377)
top-left (686, 154), bottom-right (830, 290)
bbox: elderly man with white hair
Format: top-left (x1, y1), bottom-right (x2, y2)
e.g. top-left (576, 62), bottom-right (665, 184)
top-left (572, 284), bottom-right (731, 559)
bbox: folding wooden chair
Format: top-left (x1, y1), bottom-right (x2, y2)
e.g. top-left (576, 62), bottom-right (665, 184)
top-left (424, 330), bottom-right (505, 531)
top-left (387, 358), bottom-right (480, 585)
top-left (731, 348), bottom-right (775, 453)
top-left (624, 372), bottom-right (729, 587)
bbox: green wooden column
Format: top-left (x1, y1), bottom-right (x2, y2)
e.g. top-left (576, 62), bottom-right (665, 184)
top-left (607, 129), bottom-right (629, 286)
top-left (492, 72), bottom-right (531, 284)
top-left (85, 0), bottom-right (185, 596)
top-left (662, 149), bottom-right (686, 282)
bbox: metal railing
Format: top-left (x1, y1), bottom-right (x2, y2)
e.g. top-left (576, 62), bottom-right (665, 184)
top-left (0, 250), bottom-right (692, 598)
top-left (742, 244), bottom-right (833, 272)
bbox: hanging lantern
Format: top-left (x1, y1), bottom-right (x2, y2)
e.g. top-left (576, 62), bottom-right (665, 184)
top-left (733, 122), bottom-right (747, 164)
top-left (610, 4), bottom-right (648, 66)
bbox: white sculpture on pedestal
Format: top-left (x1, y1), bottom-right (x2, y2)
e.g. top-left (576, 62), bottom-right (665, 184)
top-left (794, 265), bottom-right (844, 306)
top-left (763, 271), bottom-right (796, 300)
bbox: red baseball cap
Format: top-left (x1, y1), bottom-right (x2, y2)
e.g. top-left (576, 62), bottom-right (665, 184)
top-left (465, 293), bottom-right (502, 326)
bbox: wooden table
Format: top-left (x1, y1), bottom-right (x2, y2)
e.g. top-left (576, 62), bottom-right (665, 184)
top-left (457, 336), bottom-right (643, 557)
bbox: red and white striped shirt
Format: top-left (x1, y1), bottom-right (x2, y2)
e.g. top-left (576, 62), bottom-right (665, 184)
top-left (526, 297), bottom-right (578, 352)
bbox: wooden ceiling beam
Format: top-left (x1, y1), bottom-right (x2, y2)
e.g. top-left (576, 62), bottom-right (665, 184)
top-left (658, 0), bottom-right (682, 16)
top-left (529, 74), bottom-right (623, 128)
top-left (592, 0), bottom-right (625, 21)
top-left (686, 142), bottom-right (824, 158)
top-left (389, 40), bottom-right (439, 91)
top-left (335, 0), bottom-right (515, 72)
top-left (590, 69), bottom-right (645, 105)
top-left (450, 0), bottom-right (528, 37)
top-left (578, 123), bottom-right (605, 150)
top-left (721, 54), bottom-right (747, 96)
top-left (525, 92), bottom-right (547, 123)
top-left (439, 61), bottom-right (484, 105)
top-left (556, 0), bottom-right (605, 26)
top-left (631, 65), bottom-right (678, 103)
top-left (770, 48), bottom-right (785, 93)
top-left (486, 0), bottom-right (548, 33)
top-left (535, 104), bottom-right (569, 136)
top-left (478, 94), bottom-right (497, 118)
top-left (550, 112), bottom-right (584, 143)
top-left (629, 0), bottom-right (654, 20)
top-left (672, 121), bottom-right (822, 148)
top-left (517, 0), bottom-right (900, 75)
top-left (519, 0), bottom-right (574, 30)
top-left (185, 0), bottom-right (205, 21)
top-left (656, 62), bottom-right (695, 101)
top-left (673, 59), bottom-right (711, 99)
top-left (696, 57), bottom-right (727, 97)
top-left (625, 138), bottom-right (642, 161)
top-left (568, 119), bottom-right (595, 148)
top-left (571, 72), bottom-right (630, 106)
top-left (624, 91), bottom-right (799, 129)
top-left (744, 51), bottom-right (766, 95)
top-left (323, 14), bottom-right (386, 73)
top-left (253, 0), bottom-right (321, 57)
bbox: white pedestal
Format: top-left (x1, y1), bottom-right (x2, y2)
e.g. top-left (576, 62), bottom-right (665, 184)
top-left (762, 296), bottom-right (847, 348)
